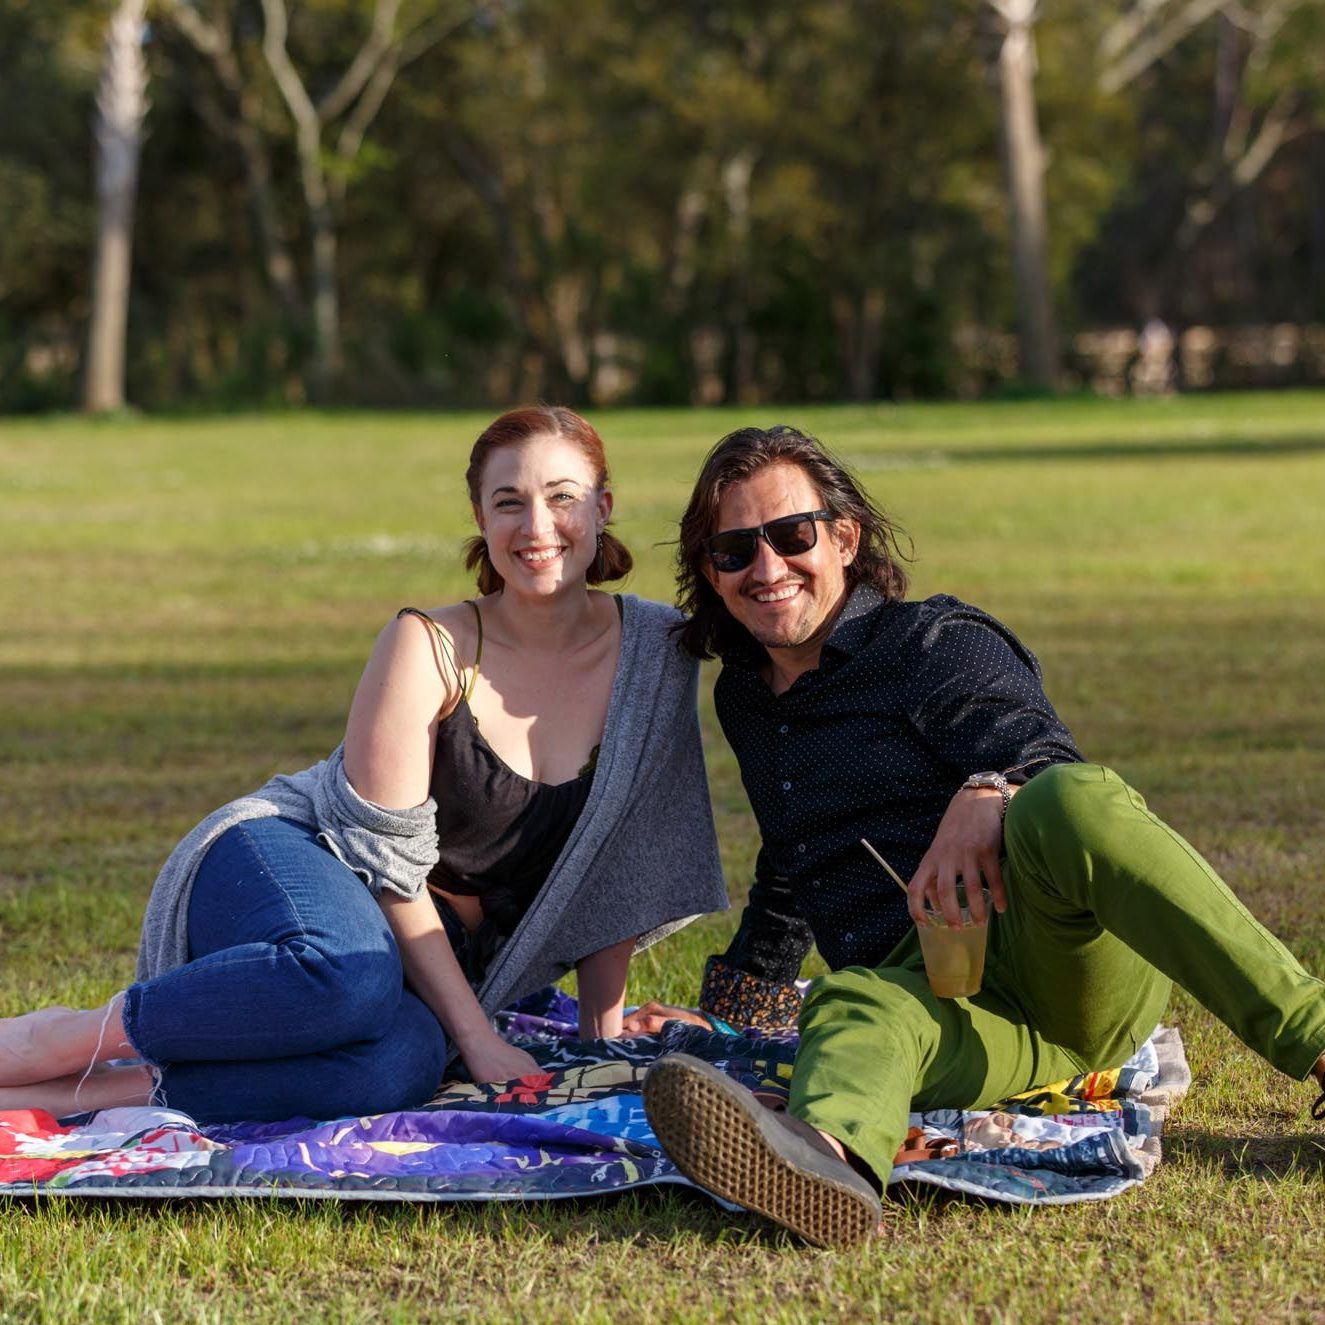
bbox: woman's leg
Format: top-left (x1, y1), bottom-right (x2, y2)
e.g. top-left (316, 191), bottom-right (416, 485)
top-left (124, 817), bottom-right (410, 1062)
top-left (155, 987), bottom-right (449, 1123)
top-left (2, 817), bottom-right (449, 1121)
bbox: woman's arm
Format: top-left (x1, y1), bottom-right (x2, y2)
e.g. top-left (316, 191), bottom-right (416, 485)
top-left (575, 936), bottom-right (636, 1040)
top-left (379, 892), bottom-right (538, 1083)
top-left (344, 611), bottom-right (456, 807)
top-left (344, 612), bottom-right (536, 1083)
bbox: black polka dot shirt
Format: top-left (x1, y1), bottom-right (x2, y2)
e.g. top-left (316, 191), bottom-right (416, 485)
top-left (702, 585), bottom-right (1082, 1014)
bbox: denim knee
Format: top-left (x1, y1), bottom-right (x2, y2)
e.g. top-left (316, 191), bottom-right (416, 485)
top-left (278, 938), bottom-right (404, 1043)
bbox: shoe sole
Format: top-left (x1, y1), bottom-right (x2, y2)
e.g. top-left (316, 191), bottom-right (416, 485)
top-left (644, 1054), bottom-right (880, 1249)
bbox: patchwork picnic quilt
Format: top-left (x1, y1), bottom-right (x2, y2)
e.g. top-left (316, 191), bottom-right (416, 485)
top-left (0, 990), bottom-right (1189, 1208)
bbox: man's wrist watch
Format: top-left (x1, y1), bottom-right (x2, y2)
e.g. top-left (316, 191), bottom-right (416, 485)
top-left (961, 770), bottom-right (1013, 819)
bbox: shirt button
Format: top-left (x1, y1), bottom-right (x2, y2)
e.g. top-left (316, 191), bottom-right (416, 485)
top-left (779, 725), bottom-right (789, 734)
top-left (782, 781), bottom-right (792, 791)
top-left (844, 931), bottom-right (854, 942)
top-left (797, 843), bottom-right (806, 853)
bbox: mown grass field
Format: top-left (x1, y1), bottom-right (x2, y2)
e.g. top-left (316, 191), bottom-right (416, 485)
top-left (2, 392), bottom-right (1324, 1323)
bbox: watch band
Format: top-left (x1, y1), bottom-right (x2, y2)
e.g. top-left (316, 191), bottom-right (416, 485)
top-left (961, 770), bottom-right (1013, 819)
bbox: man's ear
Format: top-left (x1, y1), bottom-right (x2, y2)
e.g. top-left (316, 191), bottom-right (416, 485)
top-left (702, 557), bottom-right (720, 592)
top-left (835, 519), bottom-right (861, 567)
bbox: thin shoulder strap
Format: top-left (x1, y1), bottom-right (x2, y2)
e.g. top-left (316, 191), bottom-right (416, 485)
top-left (395, 607), bottom-right (476, 704)
top-left (464, 601), bottom-right (482, 698)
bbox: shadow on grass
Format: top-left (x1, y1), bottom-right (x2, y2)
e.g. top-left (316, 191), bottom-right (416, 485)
top-left (1168, 1130), bottom-right (1325, 1180)
top-left (856, 434), bottom-right (1325, 467)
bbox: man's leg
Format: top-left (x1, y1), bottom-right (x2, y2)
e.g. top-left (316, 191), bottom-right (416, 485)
top-left (1003, 763), bottom-right (1325, 1081)
top-left (792, 964), bottom-right (1087, 1189)
top-left (795, 762), bottom-right (1325, 1188)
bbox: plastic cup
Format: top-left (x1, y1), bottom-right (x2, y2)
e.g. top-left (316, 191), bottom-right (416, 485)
top-left (917, 885), bottom-right (990, 999)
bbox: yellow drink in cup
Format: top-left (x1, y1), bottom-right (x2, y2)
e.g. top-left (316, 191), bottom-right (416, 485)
top-left (917, 884), bottom-right (990, 999)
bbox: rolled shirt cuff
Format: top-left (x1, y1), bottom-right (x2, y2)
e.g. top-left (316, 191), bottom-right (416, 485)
top-left (699, 955), bottom-right (804, 1031)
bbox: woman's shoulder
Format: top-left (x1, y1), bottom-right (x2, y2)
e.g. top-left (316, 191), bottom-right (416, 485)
top-left (618, 593), bottom-right (684, 631)
top-left (392, 602), bottom-right (480, 656)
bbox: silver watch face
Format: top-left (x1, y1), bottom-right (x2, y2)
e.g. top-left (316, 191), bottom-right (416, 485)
top-left (966, 772), bottom-right (1005, 789)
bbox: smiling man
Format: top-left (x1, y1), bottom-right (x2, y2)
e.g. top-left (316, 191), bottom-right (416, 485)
top-left (639, 424), bottom-right (1325, 1249)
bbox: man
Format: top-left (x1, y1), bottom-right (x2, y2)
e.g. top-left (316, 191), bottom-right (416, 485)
top-left (638, 424), bottom-right (1325, 1249)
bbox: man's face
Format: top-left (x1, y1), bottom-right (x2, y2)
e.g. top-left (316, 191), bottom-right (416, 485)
top-left (703, 461), bottom-right (859, 654)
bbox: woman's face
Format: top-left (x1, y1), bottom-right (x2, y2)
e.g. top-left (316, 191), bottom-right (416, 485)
top-left (475, 433), bottom-right (612, 596)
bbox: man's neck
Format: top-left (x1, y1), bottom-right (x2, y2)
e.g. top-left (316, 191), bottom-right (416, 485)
top-left (763, 644), bottom-right (822, 697)
top-left (759, 592), bottom-right (850, 696)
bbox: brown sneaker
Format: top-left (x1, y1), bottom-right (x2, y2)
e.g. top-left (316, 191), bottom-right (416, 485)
top-left (644, 1053), bottom-right (881, 1249)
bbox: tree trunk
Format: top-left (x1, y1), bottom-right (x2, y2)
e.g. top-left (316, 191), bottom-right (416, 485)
top-left (995, 3), bottom-right (1058, 390)
top-left (84, 0), bottom-right (148, 413)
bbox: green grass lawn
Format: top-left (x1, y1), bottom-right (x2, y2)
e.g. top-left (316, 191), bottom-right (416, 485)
top-left (2, 392), bottom-right (1325, 1323)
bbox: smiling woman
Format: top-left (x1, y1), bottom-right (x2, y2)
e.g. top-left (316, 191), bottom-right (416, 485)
top-left (462, 406), bottom-right (633, 597)
top-left (0, 406), bottom-right (727, 1125)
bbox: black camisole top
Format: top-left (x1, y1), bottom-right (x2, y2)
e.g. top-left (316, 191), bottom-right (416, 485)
top-left (396, 602), bottom-right (611, 952)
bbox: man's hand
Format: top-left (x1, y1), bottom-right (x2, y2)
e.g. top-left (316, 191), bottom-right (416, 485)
top-left (908, 786), bottom-right (1017, 927)
top-left (619, 1002), bottom-right (710, 1036)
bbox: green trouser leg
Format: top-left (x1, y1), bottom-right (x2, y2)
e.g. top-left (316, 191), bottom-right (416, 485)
top-left (791, 762), bottom-right (1325, 1185)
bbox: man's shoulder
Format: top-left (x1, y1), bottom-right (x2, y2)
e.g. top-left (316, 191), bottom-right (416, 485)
top-left (858, 593), bottom-right (980, 644)
top-left (896, 593), bottom-right (1013, 636)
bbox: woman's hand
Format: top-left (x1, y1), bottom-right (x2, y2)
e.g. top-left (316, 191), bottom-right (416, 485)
top-left (619, 1002), bottom-right (710, 1036)
top-left (457, 1031), bottom-right (541, 1085)
top-left (908, 785), bottom-right (1018, 927)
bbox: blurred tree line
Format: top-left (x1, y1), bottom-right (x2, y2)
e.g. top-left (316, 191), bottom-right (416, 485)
top-left (1, 0), bottom-right (1322, 411)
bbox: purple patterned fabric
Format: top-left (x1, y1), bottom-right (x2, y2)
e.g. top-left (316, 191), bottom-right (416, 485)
top-left (0, 992), bottom-right (1186, 1207)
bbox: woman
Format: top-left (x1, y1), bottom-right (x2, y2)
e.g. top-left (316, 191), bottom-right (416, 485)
top-left (0, 406), bottom-right (726, 1123)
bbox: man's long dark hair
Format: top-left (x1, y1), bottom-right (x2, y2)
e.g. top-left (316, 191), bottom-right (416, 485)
top-left (675, 425), bottom-right (911, 659)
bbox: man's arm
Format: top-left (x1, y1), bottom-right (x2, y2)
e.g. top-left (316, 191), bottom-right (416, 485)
top-left (904, 608), bottom-right (1081, 925)
top-left (698, 854), bottom-right (814, 1029)
top-left (620, 856), bottom-right (813, 1035)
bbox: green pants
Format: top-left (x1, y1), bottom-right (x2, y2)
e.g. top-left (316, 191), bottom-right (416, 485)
top-left (791, 763), bottom-right (1325, 1184)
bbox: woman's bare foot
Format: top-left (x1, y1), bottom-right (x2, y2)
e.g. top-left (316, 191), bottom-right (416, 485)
top-left (0, 997), bottom-right (135, 1087)
top-left (0, 1062), bottom-right (155, 1117)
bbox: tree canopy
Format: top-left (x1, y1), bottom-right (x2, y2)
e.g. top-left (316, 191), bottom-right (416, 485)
top-left (2, 0), bottom-right (1321, 410)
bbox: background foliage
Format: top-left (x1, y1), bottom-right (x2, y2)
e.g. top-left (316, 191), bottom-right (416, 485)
top-left (2, 0), bottom-right (1322, 411)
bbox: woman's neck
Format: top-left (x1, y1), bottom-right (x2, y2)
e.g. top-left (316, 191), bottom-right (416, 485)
top-left (481, 585), bottom-right (607, 653)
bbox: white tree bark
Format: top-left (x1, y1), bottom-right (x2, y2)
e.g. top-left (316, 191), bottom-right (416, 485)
top-left (254, 0), bottom-right (471, 401)
top-left (989, 0), bottom-right (1059, 390)
top-left (84, 0), bottom-right (148, 413)
top-left (1099, 0), bottom-right (1310, 250)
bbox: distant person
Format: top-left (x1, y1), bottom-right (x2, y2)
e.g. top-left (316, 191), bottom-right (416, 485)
top-left (1133, 317), bottom-right (1175, 394)
top-left (0, 406), bottom-right (726, 1123)
top-left (636, 424), bottom-right (1325, 1248)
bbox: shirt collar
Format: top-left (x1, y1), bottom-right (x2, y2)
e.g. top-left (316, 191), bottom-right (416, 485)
top-left (721, 582), bottom-right (888, 678)
top-left (820, 583), bottom-right (887, 660)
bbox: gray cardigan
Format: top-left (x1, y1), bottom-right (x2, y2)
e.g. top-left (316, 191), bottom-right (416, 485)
top-left (136, 595), bottom-right (727, 1017)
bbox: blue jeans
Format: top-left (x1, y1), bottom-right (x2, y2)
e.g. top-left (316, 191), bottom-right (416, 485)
top-left (122, 817), bottom-right (449, 1123)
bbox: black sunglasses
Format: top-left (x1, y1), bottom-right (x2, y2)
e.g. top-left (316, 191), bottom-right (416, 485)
top-left (704, 509), bottom-right (835, 573)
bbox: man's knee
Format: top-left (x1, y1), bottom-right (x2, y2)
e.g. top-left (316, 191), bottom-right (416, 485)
top-left (1005, 762), bottom-right (1144, 847)
top-left (800, 964), bottom-right (937, 1036)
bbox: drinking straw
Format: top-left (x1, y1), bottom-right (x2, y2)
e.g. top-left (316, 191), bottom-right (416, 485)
top-left (859, 838), bottom-right (910, 896)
